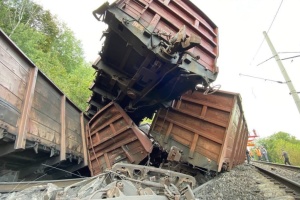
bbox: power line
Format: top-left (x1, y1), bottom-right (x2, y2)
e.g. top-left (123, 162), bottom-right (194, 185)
top-left (278, 51), bottom-right (300, 54)
top-left (256, 55), bottom-right (275, 66)
top-left (251, 0), bottom-right (284, 63)
top-left (41, 163), bottom-right (86, 178)
top-left (266, 0), bottom-right (284, 33)
top-left (257, 54), bottom-right (300, 66)
top-left (281, 54), bottom-right (300, 61)
top-left (239, 73), bottom-right (288, 84)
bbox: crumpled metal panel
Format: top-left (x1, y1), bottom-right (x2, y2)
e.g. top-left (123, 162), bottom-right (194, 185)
top-left (86, 102), bottom-right (153, 176)
top-left (0, 163), bottom-right (196, 199)
top-left (87, 0), bottom-right (219, 123)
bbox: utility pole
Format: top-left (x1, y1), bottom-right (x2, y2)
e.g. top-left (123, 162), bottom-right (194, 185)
top-left (263, 31), bottom-right (300, 114)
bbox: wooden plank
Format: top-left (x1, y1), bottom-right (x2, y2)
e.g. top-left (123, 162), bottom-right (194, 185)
top-left (60, 95), bottom-right (66, 161)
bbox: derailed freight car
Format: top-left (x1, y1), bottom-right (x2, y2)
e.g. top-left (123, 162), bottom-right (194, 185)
top-left (150, 89), bottom-right (249, 172)
top-left (0, 29), bottom-right (88, 181)
top-left (86, 102), bottom-right (153, 176)
top-left (87, 0), bottom-right (219, 123)
top-left (87, 89), bottom-right (248, 178)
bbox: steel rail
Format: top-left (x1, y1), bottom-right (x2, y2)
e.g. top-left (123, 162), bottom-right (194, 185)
top-left (252, 160), bottom-right (300, 173)
top-left (253, 164), bottom-right (300, 199)
top-left (0, 177), bottom-right (90, 193)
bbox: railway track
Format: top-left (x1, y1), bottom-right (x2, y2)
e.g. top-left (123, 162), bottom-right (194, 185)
top-left (252, 161), bottom-right (300, 199)
top-left (0, 177), bottom-right (92, 193)
top-left (252, 160), bottom-right (300, 173)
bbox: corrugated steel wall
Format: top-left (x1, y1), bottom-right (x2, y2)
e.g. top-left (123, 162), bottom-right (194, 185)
top-left (86, 102), bottom-right (153, 176)
top-left (150, 89), bottom-right (249, 172)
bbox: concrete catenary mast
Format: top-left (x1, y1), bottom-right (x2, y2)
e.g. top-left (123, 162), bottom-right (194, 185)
top-left (263, 31), bottom-right (300, 114)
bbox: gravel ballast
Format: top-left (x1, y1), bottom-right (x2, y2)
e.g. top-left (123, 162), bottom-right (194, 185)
top-left (194, 163), bottom-right (295, 200)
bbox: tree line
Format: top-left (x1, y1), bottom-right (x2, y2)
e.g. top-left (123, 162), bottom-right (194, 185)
top-left (253, 132), bottom-right (300, 166)
top-left (0, 0), bottom-right (95, 110)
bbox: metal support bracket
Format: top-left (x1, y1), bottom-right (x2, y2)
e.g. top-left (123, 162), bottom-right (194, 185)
top-left (33, 142), bottom-right (39, 154)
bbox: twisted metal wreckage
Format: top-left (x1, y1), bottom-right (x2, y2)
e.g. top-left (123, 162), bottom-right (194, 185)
top-left (1, 163), bottom-right (199, 199)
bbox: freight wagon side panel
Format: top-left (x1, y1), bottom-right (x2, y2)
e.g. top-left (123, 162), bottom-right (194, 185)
top-left (229, 116), bottom-right (246, 169)
top-left (0, 29), bottom-right (88, 180)
top-left (217, 94), bottom-right (248, 170)
top-left (150, 89), bottom-right (248, 172)
top-left (27, 73), bottom-right (62, 152)
top-left (65, 100), bottom-right (84, 158)
top-left (0, 34), bottom-right (30, 136)
top-left (86, 102), bottom-right (153, 176)
top-left (236, 120), bottom-right (248, 165)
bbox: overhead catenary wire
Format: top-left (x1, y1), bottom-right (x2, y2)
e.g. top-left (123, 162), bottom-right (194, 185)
top-left (256, 54), bottom-right (300, 66)
top-left (8, 163), bottom-right (61, 194)
top-left (41, 163), bottom-right (86, 178)
top-left (281, 54), bottom-right (300, 61)
top-left (239, 73), bottom-right (289, 84)
top-left (251, 0), bottom-right (284, 63)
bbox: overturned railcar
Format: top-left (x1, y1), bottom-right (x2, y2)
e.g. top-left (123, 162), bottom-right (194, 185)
top-left (86, 102), bottom-right (153, 176)
top-left (0, 29), bottom-right (88, 181)
top-left (87, 0), bottom-right (219, 123)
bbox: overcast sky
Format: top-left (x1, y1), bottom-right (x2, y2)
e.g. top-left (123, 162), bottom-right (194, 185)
top-left (35, 0), bottom-right (300, 139)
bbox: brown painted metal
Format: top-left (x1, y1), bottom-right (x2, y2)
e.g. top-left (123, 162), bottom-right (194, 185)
top-left (80, 112), bottom-right (88, 166)
top-left (150, 89), bottom-right (249, 172)
top-left (15, 66), bottom-right (38, 149)
top-left (119, 0), bottom-right (219, 72)
top-left (88, 0), bottom-right (219, 122)
top-left (60, 95), bottom-right (66, 161)
top-left (86, 102), bottom-right (153, 176)
top-left (65, 99), bottom-right (84, 158)
top-left (0, 29), bottom-right (88, 179)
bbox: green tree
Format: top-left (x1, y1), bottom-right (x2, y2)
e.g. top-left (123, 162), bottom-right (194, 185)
top-left (254, 132), bottom-right (300, 166)
top-left (0, 0), bottom-right (94, 111)
top-left (63, 63), bottom-right (95, 110)
top-left (51, 23), bottom-right (85, 73)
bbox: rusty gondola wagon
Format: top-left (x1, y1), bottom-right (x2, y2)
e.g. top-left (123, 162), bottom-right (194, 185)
top-left (0, 29), bottom-right (88, 181)
top-left (0, 0), bottom-right (249, 186)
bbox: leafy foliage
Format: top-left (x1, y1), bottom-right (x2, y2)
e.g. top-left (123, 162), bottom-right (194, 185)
top-left (253, 132), bottom-right (300, 166)
top-left (0, 0), bottom-right (94, 111)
